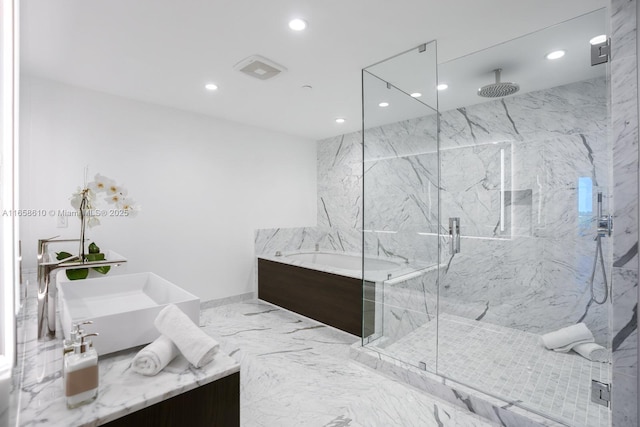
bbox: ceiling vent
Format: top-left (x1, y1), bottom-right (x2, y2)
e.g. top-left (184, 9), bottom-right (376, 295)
top-left (233, 55), bottom-right (287, 81)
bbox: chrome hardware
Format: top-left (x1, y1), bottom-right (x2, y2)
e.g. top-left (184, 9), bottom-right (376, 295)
top-left (591, 380), bottom-right (611, 407)
top-left (591, 39), bottom-right (610, 66)
top-left (449, 217), bottom-right (461, 255)
top-left (596, 192), bottom-right (612, 237)
top-left (37, 236), bottom-right (81, 340)
top-left (37, 236), bottom-right (126, 340)
top-left (597, 215), bottom-right (613, 237)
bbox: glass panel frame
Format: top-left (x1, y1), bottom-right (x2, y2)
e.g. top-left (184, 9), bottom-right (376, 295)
top-left (360, 41), bottom-right (440, 372)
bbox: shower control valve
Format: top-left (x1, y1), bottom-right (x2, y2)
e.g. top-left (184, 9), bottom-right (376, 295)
top-left (597, 215), bottom-right (612, 237)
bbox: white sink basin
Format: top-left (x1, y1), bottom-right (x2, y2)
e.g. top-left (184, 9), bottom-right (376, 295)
top-left (58, 272), bottom-right (200, 355)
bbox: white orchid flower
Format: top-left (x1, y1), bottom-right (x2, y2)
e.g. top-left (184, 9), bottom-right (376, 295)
top-left (70, 187), bottom-right (95, 211)
top-left (106, 183), bottom-right (128, 197)
top-left (105, 193), bottom-right (124, 205)
top-left (88, 174), bottom-right (114, 193)
top-left (119, 198), bottom-right (140, 217)
top-left (87, 216), bottom-right (101, 228)
top-left (70, 190), bottom-right (83, 210)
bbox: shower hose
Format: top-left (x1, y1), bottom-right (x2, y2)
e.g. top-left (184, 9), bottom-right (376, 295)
top-left (589, 234), bottom-right (609, 305)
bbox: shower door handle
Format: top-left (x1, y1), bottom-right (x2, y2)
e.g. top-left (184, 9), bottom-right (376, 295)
top-left (449, 217), bottom-right (461, 254)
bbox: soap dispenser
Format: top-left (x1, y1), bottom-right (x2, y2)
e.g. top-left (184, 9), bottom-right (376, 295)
top-left (64, 332), bottom-right (99, 408)
top-left (64, 321), bottom-right (93, 357)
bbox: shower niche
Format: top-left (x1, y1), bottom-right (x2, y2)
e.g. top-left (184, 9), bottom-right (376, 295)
top-left (358, 8), bottom-right (612, 427)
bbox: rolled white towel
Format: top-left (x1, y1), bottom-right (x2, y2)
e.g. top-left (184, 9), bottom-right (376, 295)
top-left (573, 342), bottom-right (609, 363)
top-left (131, 335), bottom-right (179, 376)
top-left (540, 323), bottom-right (594, 352)
top-left (154, 304), bottom-right (219, 368)
top-left (164, 355), bottom-right (191, 374)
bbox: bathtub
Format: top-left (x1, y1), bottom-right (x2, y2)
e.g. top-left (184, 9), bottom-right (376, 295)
top-left (283, 251), bottom-right (404, 277)
top-left (257, 251), bottom-right (410, 337)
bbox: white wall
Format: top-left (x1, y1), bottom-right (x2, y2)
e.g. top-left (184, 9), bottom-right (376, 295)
top-left (19, 76), bottom-right (317, 301)
top-left (1, 0), bottom-right (18, 376)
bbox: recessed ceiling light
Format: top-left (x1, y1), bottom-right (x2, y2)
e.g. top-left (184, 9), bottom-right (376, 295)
top-left (289, 18), bottom-right (307, 31)
top-left (335, 118), bottom-right (346, 124)
top-left (436, 84), bottom-right (448, 91)
top-left (410, 92), bottom-right (422, 98)
top-left (205, 83), bottom-right (218, 91)
top-left (378, 102), bottom-right (389, 107)
top-left (546, 50), bottom-right (565, 60)
top-left (590, 34), bottom-right (607, 45)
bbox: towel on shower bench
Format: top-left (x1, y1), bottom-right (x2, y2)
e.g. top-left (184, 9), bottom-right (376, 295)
top-left (540, 323), bottom-right (594, 352)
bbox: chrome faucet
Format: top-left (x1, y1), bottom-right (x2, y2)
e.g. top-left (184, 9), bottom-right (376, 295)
top-left (37, 236), bottom-right (79, 340)
top-left (37, 236), bottom-right (126, 340)
top-left (37, 235), bottom-right (80, 264)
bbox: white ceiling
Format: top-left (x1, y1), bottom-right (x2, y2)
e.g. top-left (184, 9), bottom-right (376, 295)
top-left (363, 8), bottom-right (608, 130)
top-left (20, 0), bottom-right (607, 141)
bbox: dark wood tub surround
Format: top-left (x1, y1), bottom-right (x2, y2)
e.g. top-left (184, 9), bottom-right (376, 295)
top-left (103, 372), bottom-right (240, 427)
top-left (258, 258), bottom-right (375, 337)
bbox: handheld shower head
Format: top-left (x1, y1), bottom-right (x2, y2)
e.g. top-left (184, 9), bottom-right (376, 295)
top-left (597, 192), bottom-right (603, 218)
top-left (477, 68), bottom-right (520, 98)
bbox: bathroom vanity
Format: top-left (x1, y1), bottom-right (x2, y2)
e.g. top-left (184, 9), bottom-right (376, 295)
top-left (8, 283), bottom-right (240, 427)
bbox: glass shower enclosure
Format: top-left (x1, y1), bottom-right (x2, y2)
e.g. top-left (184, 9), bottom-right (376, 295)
top-left (361, 9), bottom-right (611, 427)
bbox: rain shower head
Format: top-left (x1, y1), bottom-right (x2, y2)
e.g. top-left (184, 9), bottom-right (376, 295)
top-left (477, 68), bottom-right (520, 98)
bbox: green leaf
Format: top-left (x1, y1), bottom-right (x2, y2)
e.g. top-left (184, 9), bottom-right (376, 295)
top-left (92, 266), bottom-right (111, 275)
top-left (88, 242), bottom-right (101, 254)
top-left (56, 251), bottom-right (73, 261)
top-left (66, 268), bottom-right (89, 280)
top-left (85, 253), bottom-right (105, 261)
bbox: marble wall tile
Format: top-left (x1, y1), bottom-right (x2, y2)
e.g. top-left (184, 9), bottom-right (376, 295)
top-left (611, 0), bottom-right (637, 61)
top-left (611, 56), bottom-right (639, 270)
top-left (363, 115), bottom-right (438, 161)
top-left (438, 79), bottom-right (606, 150)
top-left (440, 141), bottom-right (512, 237)
top-left (611, 268), bottom-right (638, 377)
top-left (612, 370), bottom-right (637, 427)
top-left (610, 0), bottom-right (639, 424)
top-left (254, 226), bottom-right (362, 257)
top-left (254, 227), bottom-right (318, 255)
top-left (318, 133), bottom-right (363, 232)
top-left (364, 153), bottom-right (439, 232)
top-left (363, 231), bottom-right (439, 265)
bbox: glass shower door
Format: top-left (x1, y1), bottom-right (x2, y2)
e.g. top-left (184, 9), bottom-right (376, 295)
top-left (361, 42), bottom-right (440, 368)
top-left (436, 9), bottom-right (612, 427)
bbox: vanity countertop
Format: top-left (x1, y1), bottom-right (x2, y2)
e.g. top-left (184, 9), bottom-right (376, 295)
top-left (8, 285), bottom-right (240, 427)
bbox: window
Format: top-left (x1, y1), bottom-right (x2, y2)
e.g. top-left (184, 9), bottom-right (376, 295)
top-left (578, 177), bottom-right (593, 215)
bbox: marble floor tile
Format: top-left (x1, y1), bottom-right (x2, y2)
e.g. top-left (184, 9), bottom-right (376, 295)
top-left (371, 314), bottom-right (611, 427)
top-left (199, 301), bottom-right (497, 427)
